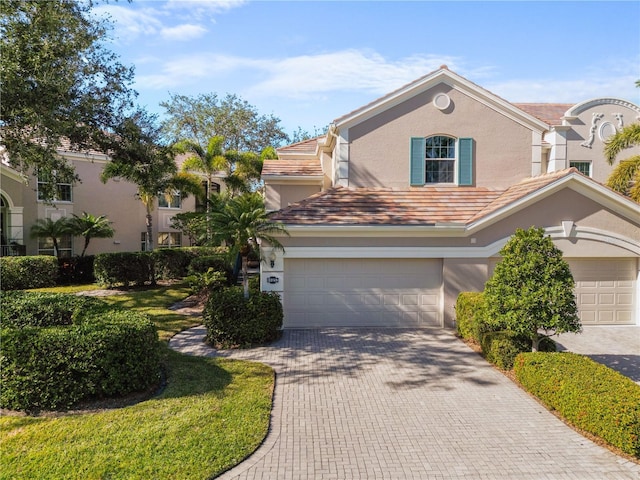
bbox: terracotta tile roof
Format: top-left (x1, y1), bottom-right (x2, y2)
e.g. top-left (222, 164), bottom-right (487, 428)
top-left (276, 137), bottom-right (322, 155)
top-left (270, 186), bottom-right (502, 225)
top-left (262, 159), bottom-right (323, 177)
top-left (467, 168), bottom-right (579, 223)
top-left (271, 169), bottom-right (587, 227)
top-left (513, 103), bottom-right (573, 125)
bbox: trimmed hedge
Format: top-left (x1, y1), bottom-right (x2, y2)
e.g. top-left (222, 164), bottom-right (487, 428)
top-left (0, 292), bottom-right (160, 412)
top-left (152, 248), bottom-right (193, 280)
top-left (514, 352), bottom-right (640, 457)
top-left (94, 252), bottom-right (154, 287)
top-left (480, 330), bottom-right (531, 370)
top-left (454, 291), bottom-right (489, 342)
top-left (203, 287), bottom-right (283, 348)
top-left (1, 256), bottom-right (58, 290)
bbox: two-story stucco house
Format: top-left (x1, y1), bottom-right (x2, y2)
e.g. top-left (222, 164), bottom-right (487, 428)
top-left (260, 67), bottom-right (640, 329)
top-left (0, 150), bottom-right (224, 257)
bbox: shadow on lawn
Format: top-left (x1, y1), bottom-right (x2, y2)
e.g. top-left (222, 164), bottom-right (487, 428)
top-left (205, 328), bottom-right (501, 391)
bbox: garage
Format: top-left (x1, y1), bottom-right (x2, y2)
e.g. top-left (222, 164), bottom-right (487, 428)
top-left (283, 258), bottom-right (442, 328)
top-left (568, 258), bottom-right (637, 325)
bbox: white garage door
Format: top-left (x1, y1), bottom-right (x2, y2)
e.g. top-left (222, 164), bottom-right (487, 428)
top-left (568, 258), bottom-right (637, 325)
top-left (284, 258), bottom-right (442, 328)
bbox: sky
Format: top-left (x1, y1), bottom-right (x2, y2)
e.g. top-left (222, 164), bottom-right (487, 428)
top-left (94, 0), bottom-right (640, 139)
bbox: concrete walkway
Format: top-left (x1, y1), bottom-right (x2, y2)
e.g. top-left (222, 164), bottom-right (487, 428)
top-left (170, 327), bottom-right (640, 479)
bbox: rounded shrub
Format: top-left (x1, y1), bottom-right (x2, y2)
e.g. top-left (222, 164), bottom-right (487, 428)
top-left (454, 291), bottom-right (491, 342)
top-left (480, 330), bottom-right (531, 370)
top-left (1, 255), bottom-right (58, 290)
top-left (0, 292), bottom-right (160, 412)
top-left (203, 287), bottom-right (283, 348)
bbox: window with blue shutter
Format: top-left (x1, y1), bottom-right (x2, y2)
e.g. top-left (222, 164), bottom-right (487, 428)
top-left (410, 136), bottom-right (474, 186)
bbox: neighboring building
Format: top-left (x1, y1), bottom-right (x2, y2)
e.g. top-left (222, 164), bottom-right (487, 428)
top-left (261, 67), bottom-right (640, 328)
top-left (0, 151), bottom-right (224, 257)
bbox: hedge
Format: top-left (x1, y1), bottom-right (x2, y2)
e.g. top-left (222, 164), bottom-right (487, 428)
top-left (0, 292), bottom-right (160, 412)
top-left (203, 287), bottom-right (283, 348)
top-left (454, 291), bottom-right (489, 342)
top-left (514, 352), bottom-right (640, 458)
top-left (57, 255), bottom-right (96, 285)
top-left (94, 252), bottom-right (154, 287)
top-left (0, 256), bottom-right (58, 290)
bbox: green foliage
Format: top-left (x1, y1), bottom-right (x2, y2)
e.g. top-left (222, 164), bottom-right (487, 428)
top-left (0, 0), bottom-right (135, 199)
top-left (484, 227), bottom-right (580, 350)
top-left (29, 217), bottom-right (73, 258)
top-left (152, 248), bottom-right (194, 280)
top-left (203, 287), bottom-right (283, 348)
top-left (94, 252), bottom-right (154, 287)
top-left (187, 254), bottom-right (232, 276)
top-left (514, 352), bottom-right (640, 457)
top-left (480, 330), bottom-right (532, 370)
top-left (187, 269), bottom-right (228, 296)
top-left (454, 291), bottom-right (491, 341)
top-left (0, 293), bottom-right (160, 412)
top-left (0, 290), bottom-right (106, 328)
top-left (0, 255), bottom-right (58, 290)
top-left (68, 212), bottom-right (115, 257)
top-left (57, 255), bottom-right (95, 285)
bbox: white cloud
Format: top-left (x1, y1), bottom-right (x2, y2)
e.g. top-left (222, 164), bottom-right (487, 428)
top-left (161, 24), bottom-right (208, 41)
top-left (93, 5), bottom-right (162, 43)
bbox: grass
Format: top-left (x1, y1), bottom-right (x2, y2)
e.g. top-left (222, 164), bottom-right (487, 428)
top-left (0, 283), bottom-right (275, 479)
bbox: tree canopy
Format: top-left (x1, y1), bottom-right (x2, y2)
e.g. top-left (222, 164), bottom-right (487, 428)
top-left (0, 0), bottom-right (136, 199)
top-left (604, 123), bottom-right (640, 202)
top-left (160, 93), bottom-right (288, 153)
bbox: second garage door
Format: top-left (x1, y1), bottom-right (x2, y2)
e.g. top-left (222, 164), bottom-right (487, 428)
top-left (283, 258), bottom-right (442, 328)
top-left (568, 258), bottom-right (637, 325)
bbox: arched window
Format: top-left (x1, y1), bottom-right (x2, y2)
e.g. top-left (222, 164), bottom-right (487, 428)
top-left (425, 135), bottom-right (456, 184)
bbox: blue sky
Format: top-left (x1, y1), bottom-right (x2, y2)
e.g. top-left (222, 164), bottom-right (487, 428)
top-left (95, 0), bottom-right (640, 138)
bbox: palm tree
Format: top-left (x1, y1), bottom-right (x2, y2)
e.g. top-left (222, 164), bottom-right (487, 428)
top-left (101, 112), bottom-right (204, 251)
top-left (207, 192), bottom-right (288, 298)
top-left (30, 217), bottom-right (72, 257)
top-left (604, 123), bottom-right (640, 202)
top-left (69, 212), bottom-right (115, 257)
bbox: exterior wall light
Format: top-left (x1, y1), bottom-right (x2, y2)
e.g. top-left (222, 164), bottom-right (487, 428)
top-left (269, 250), bottom-right (277, 268)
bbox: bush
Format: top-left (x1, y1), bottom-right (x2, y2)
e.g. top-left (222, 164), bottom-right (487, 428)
top-left (480, 330), bottom-right (531, 370)
top-left (514, 352), bottom-right (640, 457)
top-left (0, 256), bottom-right (58, 290)
top-left (454, 291), bottom-right (491, 342)
top-left (187, 269), bottom-right (228, 295)
top-left (203, 287), bottom-right (283, 348)
top-left (0, 292), bottom-right (160, 412)
top-left (188, 255), bottom-right (232, 278)
top-left (152, 248), bottom-right (193, 280)
top-left (0, 291), bottom-right (107, 328)
top-left (58, 255), bottom-right (95, 285)
top-left (94, 252), bottom-right (154, 287)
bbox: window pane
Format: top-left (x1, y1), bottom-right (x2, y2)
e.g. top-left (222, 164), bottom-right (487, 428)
top-left (425, 135), bottom-right (456, 183)
top-left (158, 193), bottom-right (181, 208)
top-left (570, 162), bottom-right (591, 177)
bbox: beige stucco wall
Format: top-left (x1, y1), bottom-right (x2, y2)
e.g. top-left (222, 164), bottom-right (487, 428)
top-left (265, 183), bottom-right (321, 211)
top-left (442, 258), bottom-right (490, 327)
top-left (345, 84), bottom-right (535, 190)
top-left (565, 102), bottom-right (640, 184)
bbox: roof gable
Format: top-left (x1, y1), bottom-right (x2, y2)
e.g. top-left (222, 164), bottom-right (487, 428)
top-left (333, 67), bottom-right (549, 132)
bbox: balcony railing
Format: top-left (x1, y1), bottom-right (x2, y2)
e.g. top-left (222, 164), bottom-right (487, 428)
top-left (1, 244), bottom-right (27, 256)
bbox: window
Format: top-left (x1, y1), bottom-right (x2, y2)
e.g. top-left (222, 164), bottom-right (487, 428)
top-left (158, 192), bottom-right (181, 209)
top-left (141, 232), bottom-right (148, 251)
top-left (425, 136), bottom-right (456, 183)
top-left (410, 136), bottom-right (474, 186)
top-left (37, 174), bottom-right (72, 202)
top-left (157, 232), bottom-right (181, 248)
top-left (38, 235), bottom-right (72, 257)
top-left (570, 161), bottom-right (591, 177)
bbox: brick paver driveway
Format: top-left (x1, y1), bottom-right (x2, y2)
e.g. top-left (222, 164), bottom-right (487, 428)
top-left (170, 327), bottom-right (640, 479)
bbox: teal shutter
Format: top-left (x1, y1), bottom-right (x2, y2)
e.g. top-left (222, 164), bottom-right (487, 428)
top-left (410, 137), bottom-right (425, 186)
top-left (458, 137), bottom-right (474, 186)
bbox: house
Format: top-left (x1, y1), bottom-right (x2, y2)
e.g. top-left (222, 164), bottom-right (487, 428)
top-left (260, 67), bottom-right (640, 328)
top-left (0, 149), bottom-right (224, 257)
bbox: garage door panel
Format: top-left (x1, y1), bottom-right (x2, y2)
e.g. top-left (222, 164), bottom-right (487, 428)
top-left (284, 259), bottom-right (442, 328)
top-left (568, 259), bottom-right (636, 325)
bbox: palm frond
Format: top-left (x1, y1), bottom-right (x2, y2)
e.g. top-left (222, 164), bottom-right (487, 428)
top-left (604, 123), bottom-right (640, 164)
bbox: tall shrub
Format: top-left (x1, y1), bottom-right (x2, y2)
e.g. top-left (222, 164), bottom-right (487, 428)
top-left (484, 227), bottom-right (581, 351)
top-left (1, 256), bottom-right (58, 290)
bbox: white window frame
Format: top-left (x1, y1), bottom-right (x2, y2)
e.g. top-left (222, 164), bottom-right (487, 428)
top-left (158, 192), bottom-right (181, 209)
top-left (157, 232), bottom-right (181, 248)
top-left (38, 234), bottom-right (73, 257)
top-left (37, 176), bottom-right (73, 203)
top-left (570, 161), bottom-right (592, 177)
top-left (425, 135), bottom-right (457, 184)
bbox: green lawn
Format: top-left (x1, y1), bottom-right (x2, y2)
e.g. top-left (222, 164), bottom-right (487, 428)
top-left (0, 283), bottom-right (275, 479)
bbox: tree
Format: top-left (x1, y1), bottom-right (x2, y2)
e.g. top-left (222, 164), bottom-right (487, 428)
top-left (484, 227), bottom-right (581, 351)
top-left (207, 193), bottom-right (288, 298)
top-left (0, 0), bottom-right (135, 200)
top-left (100, 112), bottom-right (203, 251)
top-left (604, 123), bottom-right (640, 202)
top-left (160, 93), bottom-right (288, 154)
top-left (30, 217), bottom-right (73, 258)
top-left (69, 212), bottom-right (115, 257)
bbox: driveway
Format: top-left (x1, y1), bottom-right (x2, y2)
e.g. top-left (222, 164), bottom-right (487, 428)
top-left (170, 327), bottom-right (640, 479)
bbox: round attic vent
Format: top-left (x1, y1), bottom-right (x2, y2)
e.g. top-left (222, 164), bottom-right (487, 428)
top-left (433, 93), bottom-right (451, 110)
